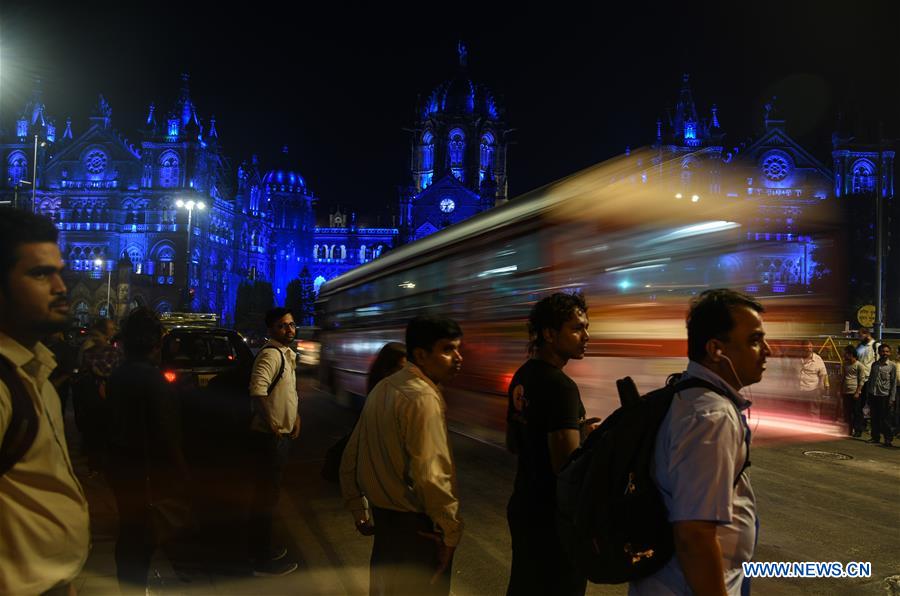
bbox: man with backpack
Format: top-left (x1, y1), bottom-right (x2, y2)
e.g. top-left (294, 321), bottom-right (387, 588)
top-left (0, 208), bottom-right (90, 594)
top-left (630, 289), bottom-right (769, 596)
top-left (246, 306), bottom-right (301, 577)
top-left (505, 292), bottom-right (593, 596)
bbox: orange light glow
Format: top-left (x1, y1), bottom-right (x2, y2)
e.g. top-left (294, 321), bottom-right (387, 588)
top-left (163, 371), bottom-right (177, 383)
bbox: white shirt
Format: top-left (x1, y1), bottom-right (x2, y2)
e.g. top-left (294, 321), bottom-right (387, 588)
top-left (248, 341), bottom-right (298, 433)
top-left (0, 333), bottom-right (90, 594)
top-left (799, 353), bottom-right (827, 392)
top-left (630, 362), bottom-right (755, 596)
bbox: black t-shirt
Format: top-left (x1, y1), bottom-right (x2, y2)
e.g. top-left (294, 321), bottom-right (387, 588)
top-left (507, 358), bottom-right (585, 509)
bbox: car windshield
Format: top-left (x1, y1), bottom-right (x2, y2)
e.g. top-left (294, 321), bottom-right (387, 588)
top-left (162, 333), bottom-right (240, 368)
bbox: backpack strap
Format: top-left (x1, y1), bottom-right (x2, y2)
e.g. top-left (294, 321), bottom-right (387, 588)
top-left (670, 377), bottom-right (751, 488)
top-left (257, 346), bottom-right (286, 396)
top-left (0, 355), bottom-right (38, 477)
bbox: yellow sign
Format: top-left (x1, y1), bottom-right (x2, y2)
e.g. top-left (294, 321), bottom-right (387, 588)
top-left (857, 305), bottom-right (876, 328)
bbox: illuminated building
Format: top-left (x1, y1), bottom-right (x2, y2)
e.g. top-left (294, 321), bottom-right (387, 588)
top-left (399, 42), bottom-right (511, 242)
top-left (1, 76), bottom-right (397, 325)
top-left (645, 74), bottom-right (895, 302)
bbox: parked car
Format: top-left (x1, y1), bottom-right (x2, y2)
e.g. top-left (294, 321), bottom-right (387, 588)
top-left (161, 327), bottom-right (254, 392)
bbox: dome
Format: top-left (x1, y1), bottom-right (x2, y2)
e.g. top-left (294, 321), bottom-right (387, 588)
top-left (262, 146), bottom-right (306, 193)
top-left (422, 74), bottom-right (502, 120)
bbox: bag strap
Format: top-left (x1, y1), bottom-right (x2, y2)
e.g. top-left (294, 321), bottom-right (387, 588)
top-left (0, 355), bottom-right (38, 477)
top-left (670, 376), bottom-right (751, 488)
top-left (256, 346), bottom-right (286, 396)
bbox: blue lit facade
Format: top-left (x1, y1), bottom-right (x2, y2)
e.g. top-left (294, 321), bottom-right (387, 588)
top-left (399, 44), bottom-right (510, 242)
top-left (1, 76), bottom-right (398, 325)
top-left (646, 74), bottom-right (896, 295)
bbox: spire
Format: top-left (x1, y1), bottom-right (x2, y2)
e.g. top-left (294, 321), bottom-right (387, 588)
top-left (146, 102), bottom-right (157, 127)
top-left (178, 73), bottom-right (193, 126)
top-left (30, 77), bottom-right (46, 125)
top-left (710, 104), bottom-right (720, 129)
top-left (656, 117), bottom-right (662, 141)
top-left (63, 117), bottom-right (73, 140)
top-left (458, 40), bottom-right (468, 69)
top-left (208, 116), bottom-right (218, 138)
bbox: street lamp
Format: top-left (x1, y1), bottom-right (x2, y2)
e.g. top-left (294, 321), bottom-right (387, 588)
top-left (94, 258), bottom-right (112, 319)
top-left (176, 199), bottom-right (206, 309)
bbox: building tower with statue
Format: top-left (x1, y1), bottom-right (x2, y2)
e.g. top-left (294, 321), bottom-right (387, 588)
top-left (399, 43), bottom-right (511, 242)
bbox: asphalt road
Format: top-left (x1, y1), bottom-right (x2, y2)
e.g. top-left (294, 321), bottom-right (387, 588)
top-left (74, 378), bottom-right (900, 595)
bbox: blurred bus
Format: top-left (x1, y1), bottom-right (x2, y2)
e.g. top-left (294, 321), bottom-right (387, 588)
top-left (317, 149), bottom-right (843, 445)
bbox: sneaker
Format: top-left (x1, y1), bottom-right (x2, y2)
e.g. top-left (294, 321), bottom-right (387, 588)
top-left (253, 559), bottom-right (298, 578)
top-left (269, 545), bottom-right (288, 561)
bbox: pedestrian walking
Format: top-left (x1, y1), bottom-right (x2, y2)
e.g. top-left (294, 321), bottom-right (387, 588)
top-left (246, 307), bottom-right (301, 577)
top-left (865, 343), bottom-right (896, 447)
top-left (0, 207), bottom-right (90, 595)
top-left (841, 344), bottom-right (867, 437)
top-left (630, 289), bottom-right (769, 596)
top-left (105, 307), bottom-right (192, 594)
top-left (505, 292), bottom-right (593, 596)
top-left (340, 316), bottom-right (464, 596)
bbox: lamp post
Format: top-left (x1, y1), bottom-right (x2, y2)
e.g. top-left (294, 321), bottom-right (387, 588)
top-left (176, 199), bottom-right (206, 310)
top-left (31, 135), bottom-right (46, 214)
top-left (94, 258), bottom-right (112, 319)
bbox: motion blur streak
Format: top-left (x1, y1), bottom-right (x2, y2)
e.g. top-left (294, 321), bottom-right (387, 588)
top-left (317, 148), bottom-right (843, 445)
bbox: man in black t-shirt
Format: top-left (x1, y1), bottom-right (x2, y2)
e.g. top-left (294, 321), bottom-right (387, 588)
top-left (505, 292), bottom-right (594, 596)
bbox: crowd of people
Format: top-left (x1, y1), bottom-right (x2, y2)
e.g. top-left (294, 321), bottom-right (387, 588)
top-left (1, 206), bottom-right (897, 596)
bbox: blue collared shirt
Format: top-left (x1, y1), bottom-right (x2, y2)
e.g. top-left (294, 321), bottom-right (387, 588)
top-left (630, 361), bottom-right (756, 596)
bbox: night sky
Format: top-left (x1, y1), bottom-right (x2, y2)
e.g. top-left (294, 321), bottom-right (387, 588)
top-left (2, 1), bottom-right (897, 220)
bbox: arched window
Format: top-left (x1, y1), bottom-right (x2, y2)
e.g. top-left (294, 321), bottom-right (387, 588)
top-left (448, 128), bottom-right (465, 181)
top-left (359, 245), bottom-right (367, 262)
top-left (126, 246), bottom-right (144, 274)
top-left (339, 245), bottom-right (347, 260)
top-left (73, 302), bottom-right (90, 327)
top-left (155, 245), bottom-right (176, 277)
top-left (158, 151), bottom-right (180, 188)
top-left (7, 151), bottom-right (28, 186)
top-left (851, 159), bottom-right (876, 194)
top-left (374, 244), bottom-right (384, 258)
top-left (479, 132), bottom-right (495, 180)
top-left (313, 276), bottom-right (327, 294)
top-left (317, 245), bottom-right (328, 260)
top-left (421, 131), bottom-right (435, 171)
top-left (155, 300), bottom-right (173, 314)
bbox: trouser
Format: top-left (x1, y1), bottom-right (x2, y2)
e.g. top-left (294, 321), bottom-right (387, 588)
top-left (105, 452), bottom-right (155, 594)
top-left (843, 394), bottom-right (864, 435)
top-left (506, 495), bottom-right (586, 596)
top-left (869, 394), bottom-right (895, 443)
top-left (246, 431), bottom-right (293, 562)
top-left (369, 506), bottom-right (453, 596)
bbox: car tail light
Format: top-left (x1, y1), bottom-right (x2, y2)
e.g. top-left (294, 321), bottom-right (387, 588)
top-left (163, 370), bottom-right (177, 383)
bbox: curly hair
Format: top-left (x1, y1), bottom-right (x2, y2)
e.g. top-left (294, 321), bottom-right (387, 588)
top-left (527, 292), bottom-right (588, 354)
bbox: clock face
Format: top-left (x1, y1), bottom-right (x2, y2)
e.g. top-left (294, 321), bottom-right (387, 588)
top-left (440, 197), bottom-right (456, 213)
top-left (85, 150), bottom-right (108, 175)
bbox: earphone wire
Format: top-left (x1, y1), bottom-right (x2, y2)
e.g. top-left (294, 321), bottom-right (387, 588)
top-left (720, 351), bottom-right (759, 432)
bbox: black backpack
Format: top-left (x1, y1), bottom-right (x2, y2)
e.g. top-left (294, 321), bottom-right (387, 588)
top-left (556, 374), bottom-right (749, 584)
top-left (0, 355), bottom-right (38, 477)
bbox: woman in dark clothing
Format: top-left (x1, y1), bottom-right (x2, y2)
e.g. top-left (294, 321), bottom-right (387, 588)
top-left (366, 341), bottom-right (407, 393)
top-left (104, 308), bottom-right (191, 594)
